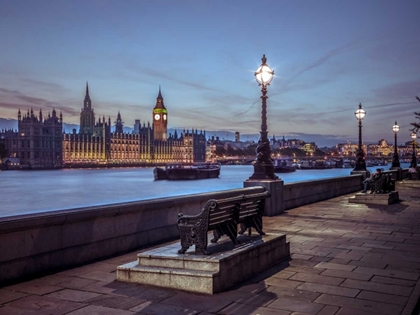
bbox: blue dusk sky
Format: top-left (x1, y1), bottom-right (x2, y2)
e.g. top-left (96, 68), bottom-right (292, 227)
top-left (0, 0), bottom-right (419, 146)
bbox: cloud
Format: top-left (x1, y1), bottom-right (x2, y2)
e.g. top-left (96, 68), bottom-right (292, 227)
top-left (19, 78), bottom-right (69, 93)
top-left (126, 63), bottom-right (224, 94)
top-left (372, 79), bottom-right (420, 102)
top-left (0, 87), bottom-right (79, 116)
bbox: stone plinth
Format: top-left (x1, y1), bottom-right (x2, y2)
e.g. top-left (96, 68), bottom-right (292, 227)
top-left (349, 191), bottom-right (399, 205)
top-left (117, 233), bottom-right (290, 295)
top-left (395, 180), bottom-right (420, 201)
top-left (244, 179), bottom-right (284, 216)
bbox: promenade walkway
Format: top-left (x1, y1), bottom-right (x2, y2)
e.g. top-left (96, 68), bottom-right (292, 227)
top-left (1, 191), bottom-right (419, 315)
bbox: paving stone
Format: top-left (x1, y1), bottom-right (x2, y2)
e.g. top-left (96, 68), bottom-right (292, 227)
top-left (340, 279), bottom-right (413, 296)
top-left (309, 256), bottom-right (332, 262)
top-left (77, 271), bottom-right (116, 283)
top-left (0, 306), bottom-right (38, 314)
top-left (128, 301), bottom-right (199, 315)
top-left (267, 296), bottom-right (324, 314)
top-left (217, 302), bottom-right (290, 315)
top-left (370, 275), bottom-right (417, 286)
top-left (263, 286), bottom-right (321, 302)
top-left (57, 277), bottom-right (98, 289)
top-left (66, 305), bottom-right (133, 315)
top-left (315, 293), bottom-right (404, 315)
top-left (335, 306), bottom-right (388, 315)
top-left (319, 269), bottom-right (372, 281)
top-left (264, 277), bottom-right (303, 289)
top-left (314, 262), bottom-right (356, 272)
top-left (291, 253), bottom-right (313, 260)
top-left (353, 266), bottom-right (419, 280)
top-left (297, 282), bottom-right (360, 298)
top-left (234, 282), bottom-right (268, 294)
top-left (289, 273), bottom-right (344, 286)
top-left (348, 259), bottom-right (388, 269)
top-left (270, 270), bottom-right (297, 279)
top-left (46, 289), bottom-right (101, 302)
top-left (5, 281), bottom-right (63, 295)
top-left (328, 258), bottom-right (351, 265)
top-left (7, 295), bottom-right (86, 315)
top-left (132, 287), bottom-right (177, 303)
top-left (0, 289), bottom-right (28, 304)
top-left (336, 244), bottom-right (372, 251)
top-left (159, 292), bottom-right (233, 313)
top-left (280, 265), bottom-right (325, 275)
top-left (87, 294), bottom-right (147, 310)
top-left (316, 305), bottom-right (340, 315)
top-left (356, 290), bottom-right (408, 306)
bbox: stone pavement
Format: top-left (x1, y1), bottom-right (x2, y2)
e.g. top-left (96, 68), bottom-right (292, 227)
top-left (1, 192), bottom-right (420, 315)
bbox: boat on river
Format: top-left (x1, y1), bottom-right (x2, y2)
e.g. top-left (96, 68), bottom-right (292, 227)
top-left (153, 163), bottom-right (221, 180)
top-left (273, 158), bottom-right (296, 173)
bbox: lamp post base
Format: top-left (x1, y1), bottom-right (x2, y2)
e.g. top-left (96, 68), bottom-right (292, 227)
top-left (248, 162), bottom-right (278, 180)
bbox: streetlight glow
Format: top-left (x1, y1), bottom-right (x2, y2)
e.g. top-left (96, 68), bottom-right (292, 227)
top-left (392, 122), bottom-right (400, 133)
top-left (255, 61), bottom-right (274, 86)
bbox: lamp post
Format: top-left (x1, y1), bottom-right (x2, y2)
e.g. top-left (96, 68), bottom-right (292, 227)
top-left (249, 54), bottom-right (278, 180)
top-left (391, 121), bottom-right (400, 168)
top-left (352, 103), bottom-right (367, 172)
top-left (410, 132), bottom-right (417, 168)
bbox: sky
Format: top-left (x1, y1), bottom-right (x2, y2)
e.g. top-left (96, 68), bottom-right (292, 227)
top-left (0, 0), bottom-right (419, 146)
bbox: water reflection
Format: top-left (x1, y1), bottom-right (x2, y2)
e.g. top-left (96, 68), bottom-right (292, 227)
top-left (0, 163), bottom-right (407, 218)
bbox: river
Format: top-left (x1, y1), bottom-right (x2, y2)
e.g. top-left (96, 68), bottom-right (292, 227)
top-left (0, 163), bottom-right (408, 218)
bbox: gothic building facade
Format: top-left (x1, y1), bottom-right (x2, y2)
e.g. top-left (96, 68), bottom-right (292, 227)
top-left (1, 84), bottom-right (207, 168)
top-left (0, 108), bottom-right (63, 168)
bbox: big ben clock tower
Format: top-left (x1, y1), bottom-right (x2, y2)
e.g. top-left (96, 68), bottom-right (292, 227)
top-left (152, 86), bottom-right (168, 140)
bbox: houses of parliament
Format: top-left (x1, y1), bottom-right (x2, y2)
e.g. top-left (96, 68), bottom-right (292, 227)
top-left (0, 84), bottom-right (207, 169)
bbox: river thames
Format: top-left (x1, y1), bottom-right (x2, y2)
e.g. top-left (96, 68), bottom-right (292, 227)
top-left (0, 163), bottom-right (408, 218)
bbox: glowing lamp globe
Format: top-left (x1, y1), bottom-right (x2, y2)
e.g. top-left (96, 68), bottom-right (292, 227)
top-left (255, 55), bottom-right (274, 86)
top-left (354, 103), bottom-right (366, 120)
top-left (392, 122), bottom-right (399, 133)
top-left (411, 132), bottom-right (417, 140)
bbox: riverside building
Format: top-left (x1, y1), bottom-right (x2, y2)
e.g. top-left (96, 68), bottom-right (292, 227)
top-left (1, 84), bottom-right (206, 169)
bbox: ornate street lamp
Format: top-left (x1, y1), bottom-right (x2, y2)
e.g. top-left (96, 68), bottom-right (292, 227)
top-left (391, 121), bottom-right (400, 168)
top-left (352, 103), bottom-right (367, 172)
top-left (410, 132), bottom-right (417, 168)
top-left (249, 54), bottom-right (278, 180)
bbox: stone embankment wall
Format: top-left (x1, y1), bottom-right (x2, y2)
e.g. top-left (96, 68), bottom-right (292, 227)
top-left (1, 171), bottom-right (401, 284)
top-left (0, 186), bottom-right (265, 284)
top-left (283, 175), bottom-right (362, 210)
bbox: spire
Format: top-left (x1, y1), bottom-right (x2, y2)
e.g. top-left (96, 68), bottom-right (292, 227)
top-left (154, 85), bottom-right (166, 109)
top-left (86, 81), bottom-right (90, 98)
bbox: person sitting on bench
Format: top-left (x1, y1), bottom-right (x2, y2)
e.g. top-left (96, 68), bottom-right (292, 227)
top-left (362, 168), bottom-right (382, 193)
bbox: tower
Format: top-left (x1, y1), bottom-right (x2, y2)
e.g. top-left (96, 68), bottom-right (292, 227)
top-left (152, 86), bottom-right (168, 140)
top-left (80, 82), bottom-right (95, 134)
top-left (114, 111), bottom-right (124, 133)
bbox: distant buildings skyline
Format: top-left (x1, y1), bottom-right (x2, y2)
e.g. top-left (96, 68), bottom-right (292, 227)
top-left (1, 1), bottom-right (419, 146)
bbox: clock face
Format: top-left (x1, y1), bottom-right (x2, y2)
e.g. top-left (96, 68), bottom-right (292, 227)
top-left (163, 114), bottom-right (167, 121)
top-left (154, 114), bottom-right (160, 120)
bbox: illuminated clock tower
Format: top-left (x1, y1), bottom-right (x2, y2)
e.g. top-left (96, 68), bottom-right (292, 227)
top-left (152, 86), bottom-right (168, 140)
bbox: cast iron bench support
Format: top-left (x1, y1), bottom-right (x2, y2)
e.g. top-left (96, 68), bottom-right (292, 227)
top-left (177, 191), bottom-right (270, 255)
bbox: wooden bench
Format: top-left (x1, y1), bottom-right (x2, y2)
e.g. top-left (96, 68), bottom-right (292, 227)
top-left (177, 191), bottom-right (270, 255)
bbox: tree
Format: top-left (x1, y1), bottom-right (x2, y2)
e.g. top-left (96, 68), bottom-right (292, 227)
top-left (0, 142), bottom-right (7, 159)
top-left (412, 96), bottom-right (420, 132)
